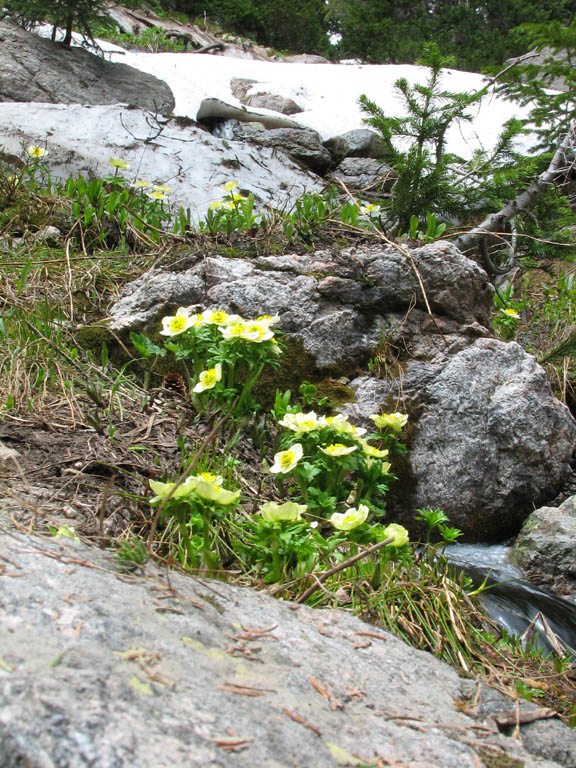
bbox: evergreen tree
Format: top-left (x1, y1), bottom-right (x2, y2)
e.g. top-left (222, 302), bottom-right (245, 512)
top-left (1, 0), bottom-right (121, 45)
top-left (497, 19), bottom-right (576, 148)
top-left (359, 44), bottom-right (485, 228)
top-left (174, 0), bottom-right (330, 55)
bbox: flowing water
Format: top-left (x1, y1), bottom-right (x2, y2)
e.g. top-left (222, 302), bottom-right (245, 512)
top-left (445, 543), bottom-right (576, 656)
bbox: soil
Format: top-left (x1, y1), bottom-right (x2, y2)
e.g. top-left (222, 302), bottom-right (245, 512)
top-left (0, 388), bottom-right (267, 548)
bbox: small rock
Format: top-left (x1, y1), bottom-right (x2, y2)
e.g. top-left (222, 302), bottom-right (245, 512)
top-left (514, 495), bottom-right (576, 598)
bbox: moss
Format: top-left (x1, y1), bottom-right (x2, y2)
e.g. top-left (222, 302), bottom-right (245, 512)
top-left (254, 336), bottom-right (321, 406)
top-left (473, 747), bottom-right (524, 768)
top-left (76, 324), bottom-right (128, 365)
top-left (314, 378), bottom-right (355, 407)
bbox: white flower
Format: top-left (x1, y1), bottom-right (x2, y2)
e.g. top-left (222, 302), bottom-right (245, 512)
top-left (28, 145), bottom-right (46, 157)
top-left (240, 321), bottom-right (274, 343)
top-left (319, 443), bottom-right (358, 457)
top-left (220, 319), bottom-right (248, 340)
top-left (160, 307), bottom-right (198, 336)
top-left (193, 363), bottom-right (222, 393)
top-left (370, 412), bottom-right (408, 432)
top-left (259, 501), bottom-right (307, 522)
top-left (383, 523), bottom-right (410, 547)
top-left (360, 203), bottom-right (381, 216)
top-left (270, 443), bottom-right (304, 474)
top-left (329, 504), bottom-right (369, 531)
top-left (108, 157), bottom-right (129, 169)
top-left (278, 411), bottom-right (325, 434)
top-left (325, 414), bottom-right (367, 439)
top-left (203, 309), bottom-right (230, 325)
top-left (359, 440), bottom-right (389, 459)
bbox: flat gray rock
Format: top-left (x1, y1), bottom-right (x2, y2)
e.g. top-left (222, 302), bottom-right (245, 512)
top-left (0, 532), bottom-right (563, 767)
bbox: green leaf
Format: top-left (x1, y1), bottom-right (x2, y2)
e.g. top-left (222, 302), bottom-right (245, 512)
top-left (130, 332), bottom-right (166, 358)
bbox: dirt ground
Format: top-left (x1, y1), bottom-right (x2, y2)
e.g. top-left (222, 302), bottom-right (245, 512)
top-left (0, 390), bottom-right (227, 542)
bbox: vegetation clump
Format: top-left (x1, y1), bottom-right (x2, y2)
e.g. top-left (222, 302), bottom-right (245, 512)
top-left (0, 20), bottom-right (574, 724)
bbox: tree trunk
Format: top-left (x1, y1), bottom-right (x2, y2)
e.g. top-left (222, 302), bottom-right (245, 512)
top-left (63, 11), bottom-right (74, 46)
top-left (453, 123), bottom-right (575, 255)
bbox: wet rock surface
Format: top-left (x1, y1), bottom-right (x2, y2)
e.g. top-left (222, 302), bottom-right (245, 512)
top-left (0, 531), bottom-right (564, 768)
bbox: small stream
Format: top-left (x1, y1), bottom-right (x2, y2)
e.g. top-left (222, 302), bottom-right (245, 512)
top-left (444, 543), bottom-right (576, 656)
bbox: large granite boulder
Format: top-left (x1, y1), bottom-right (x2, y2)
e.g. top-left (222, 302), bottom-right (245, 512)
top-left (326, 157), bottom-right (396, 195)
top-left (514, 495), bottom-right (576, 598)
top-left (0, 20), bottom-right (175, 113)
top-left (0, 532), bottom-right (566, 768)
top-left (107, 241), bottom-right (576, 540)
top-left (345, 342), bottom-right (576, 540)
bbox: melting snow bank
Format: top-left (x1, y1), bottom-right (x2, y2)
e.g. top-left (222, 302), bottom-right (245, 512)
top-left (0, 103), bottom-right (322, 219)
top-left (37, 25), bottom-right (535, 158)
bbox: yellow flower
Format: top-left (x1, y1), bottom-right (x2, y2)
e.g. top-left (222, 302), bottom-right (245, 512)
top-left (278, 411), bottom-right (325, 434)
top-left (109, 157), bottom-right (130, 169)
top-left (319, 443), bottom-right (358, 457)
top-left (380, 461), bottom-right (392, 475)
top-left (154, 184), bottom-right (171, 193)
top-left (383, 523), bottom-right (409, 547)
top-left (231, 192), bottom-right (246, 201)
top-left (500, 308), bottom-right (520, 319)
top-left (329, 504), bottom-right (369, 531)
top-left (28, 145), bottom-right (46, 157)
top-left (223, 181), bottom-right (239, 192)
top-left (270, 443), bottom-right (304, 474)
top-left (193, 363), bottom-right (223, 393)
top-left (147, 190), bottom-right (166, 201)
top-left (259, 501), bottom-right (307, 522)
top-left (209, 200), bottom-right (222, 210)
top-left (193, 477), bottom-right (240, 506)
top-left (132, 179), bottom-right (151, 188)
top-left (370, 412), bottom-right (408, 433)
top-left (160, 307), bottom-right (197, 336)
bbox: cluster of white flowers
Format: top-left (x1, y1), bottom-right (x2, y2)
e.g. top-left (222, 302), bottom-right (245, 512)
top-left (160, 306), bottom-right (277, 344)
